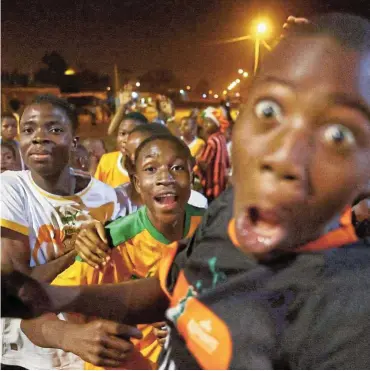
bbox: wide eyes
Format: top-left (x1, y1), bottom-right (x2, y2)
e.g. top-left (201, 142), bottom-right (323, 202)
top-left (323, 123), bottom-right (356, 148)
top-left (254, 100), bottom-right (283, 121)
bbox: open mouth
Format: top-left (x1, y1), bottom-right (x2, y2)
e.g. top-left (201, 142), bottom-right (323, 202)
top-left (235, 206), bottom-right (287, 254)
top-left (153, 193), bottom-right (179, 208)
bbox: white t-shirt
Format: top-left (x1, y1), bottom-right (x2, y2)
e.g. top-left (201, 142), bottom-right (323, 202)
top-left (1, 169), bottom-right (119, 370)
top-left (115, 183), bottom-right (208, 217)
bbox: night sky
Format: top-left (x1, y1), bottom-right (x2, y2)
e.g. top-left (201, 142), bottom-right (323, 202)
top-left (2, 0), bottom-right (370, 91)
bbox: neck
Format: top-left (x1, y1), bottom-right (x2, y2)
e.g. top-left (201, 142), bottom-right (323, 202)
top-left (128, 183), bottom-right (143, 206)
top-left (147, 210), bottom-right (185, 242)
top-left (182, 134), bottom-right (195, 145)
top-left (31, 166), bottom-right (75, 196)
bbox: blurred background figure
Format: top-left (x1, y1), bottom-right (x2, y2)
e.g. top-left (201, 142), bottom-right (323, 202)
top-left (179, 116), bottom-right (205, 160)
top-left (1, 142), bottom-right (19, 173)
top-left (81, 138), bottom-right (106, 175)
top-left (1, 113), bottom-right (24, 170)
top-left (71, 143), bottom-right (90, 174)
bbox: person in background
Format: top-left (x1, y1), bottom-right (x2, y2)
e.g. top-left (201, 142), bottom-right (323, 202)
top-left (71, 143), bottom-right (90, 174)
top-left (81, 138), bottom-right (106, 175)
top-left (196, 106), bottom-right (230, 203)
top-left (95, 112), bottom-right (148, 187)
top-left (1, 113), bottom-right (24, 169)
top-left (179, 116), bottom-right (205, 160)
top-left (1, 142), bottom-right (18, 173)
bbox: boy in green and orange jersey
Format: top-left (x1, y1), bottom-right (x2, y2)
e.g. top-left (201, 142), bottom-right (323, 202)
top-left (24, 134), bottom-right (205, 369)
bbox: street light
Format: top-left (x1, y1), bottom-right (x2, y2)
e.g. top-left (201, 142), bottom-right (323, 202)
top-left (257, 22), bottom-right (267, 35)
top-left (135, 82), bottom-right (141, 87)
top-left (186, 85), bottom-right (191, 90)
top-left (238, 69), bottom-right (244, 74)
top-left (179, 89), bottom-right (185, 94)
top-left (214, 94), bottom-right (219, 99)
top-left (243, 72), bottom-right (249, 78)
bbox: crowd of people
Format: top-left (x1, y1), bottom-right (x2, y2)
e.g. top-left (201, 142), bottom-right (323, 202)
top-left (1, 12), bottom-right (370, 370)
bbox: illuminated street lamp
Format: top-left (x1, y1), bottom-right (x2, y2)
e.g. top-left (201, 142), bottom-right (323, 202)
top-left (179, 89), bottom-right (185, 94)
top-left (136, 82), bottom-right (141, 87)
top-left (257, 22), bottom-right (268, 35)
top-left (243, 72), bottom-right (249, 78)
top-left (214, 94), bottom-right (219, 99)
top-left (238, 69), bottom-right (244, 74)
top-left (186, 85), bottom-right (191, 90)
top-left (202, 93), bottom-right (207, 98)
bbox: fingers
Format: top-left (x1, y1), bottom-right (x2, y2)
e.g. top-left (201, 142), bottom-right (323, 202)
top-left (99, 320), bottom-right (143, 340)
top-left (75, 228), bottom-right (110, 268)
top-left (95, 221), bottom-right (108, 244)
top-left (152, 321), bottom-right (166, 329)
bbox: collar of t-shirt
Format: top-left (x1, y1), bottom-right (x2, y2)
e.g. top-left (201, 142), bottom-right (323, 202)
top-left (228, 206), bottom-right (357, 253)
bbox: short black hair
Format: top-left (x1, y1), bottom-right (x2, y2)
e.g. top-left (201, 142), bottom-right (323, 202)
top-left (287, 13), bottom-right (370, 52)
top-left (130, 122), bottom-right (171, 137)
top-left (135, 134), bottom-right (192, 165)
top-left (1, 113), bottom-right (17, 122)
top-left (122, 111), bottom-right (149, 125)
top-left (30, 94), bottom-right (79, 132)
top-left (1, 142), bottom-right (17, 158)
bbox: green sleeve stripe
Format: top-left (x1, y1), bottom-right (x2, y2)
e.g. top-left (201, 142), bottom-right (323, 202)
top-left (105, 209), bottom-right (145, 247)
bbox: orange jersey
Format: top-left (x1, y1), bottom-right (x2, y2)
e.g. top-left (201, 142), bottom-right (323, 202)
top-left (94, 151), bottom-right (130, 187)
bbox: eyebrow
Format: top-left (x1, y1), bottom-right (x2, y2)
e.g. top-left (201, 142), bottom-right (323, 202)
top-left (259, 76), bottom-right (296, 89)
top-left (330, 93), bottom-right (370, 122)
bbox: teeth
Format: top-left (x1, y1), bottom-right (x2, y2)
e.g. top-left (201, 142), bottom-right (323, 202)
top-left (158, 193), bottom-right (176, 198)
top-left (257, 236), bottom-right (271, 245)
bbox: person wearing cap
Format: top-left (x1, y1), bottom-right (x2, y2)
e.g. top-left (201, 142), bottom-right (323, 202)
top-left (195, 107), bottom-right (230, 203)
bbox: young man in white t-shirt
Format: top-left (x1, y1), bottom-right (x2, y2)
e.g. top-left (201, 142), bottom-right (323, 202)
top-left (0, 95), bottom-right (129, 370)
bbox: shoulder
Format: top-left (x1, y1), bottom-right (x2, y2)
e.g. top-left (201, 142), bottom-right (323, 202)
top-left (188, 190), bottom-right (208, 209)
top-left (1, 170), bottom-right (29, 193)
top-left (105, 208), bottom-right (145, 247)
top-left (100, 151), bottom-right (120, 163)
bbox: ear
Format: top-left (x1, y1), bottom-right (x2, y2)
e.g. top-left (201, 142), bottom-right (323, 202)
top-left (133, 174), bottom-right (142, 195)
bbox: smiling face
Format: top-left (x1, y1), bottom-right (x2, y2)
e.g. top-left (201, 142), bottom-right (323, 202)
top-left (1, 117), bottom-right (18, 141)
top-left (117, 119), bottom-right (139, 155)
top-left (134, 138), bottom-right (192, 226)
top-left (19, 103), bottom-right (74, 177)
top-left (232, 36), bottom-right (370, 257)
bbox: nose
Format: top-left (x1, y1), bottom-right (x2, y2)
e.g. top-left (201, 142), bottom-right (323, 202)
top-left (31, 127), bottom-right (50, 144)
top-left (156, 167), bottom-right (175, 185)
top-left (260, 129), bottom-right (309, 184)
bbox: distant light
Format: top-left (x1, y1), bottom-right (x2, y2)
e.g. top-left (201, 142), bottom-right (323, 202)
top-left (135, 82), bottom-right (141, 87)
top-left (106, 86), bottom-right (111, 91)
top-left (223, 90), bottom-right (227, 95)
top-left (214, 94), bottom-right (219, 99)
top-left (141, 98), bottom-right (146, 104)
top-left (236, 79), bottom-right (241, 83)
top-left (243, 72), bottom-right (249, 78)
top-left (180, 89), bottom-right (185, 94)
top-left (202, 94), bottom-right (207, 98)
top-left (64, 68), bottom-right (76, 76)
top-left (257, 22), bottom-right (267, 34)
top-left (227, 87), bottom-right (232, 91)
top-left (236, 92), bottom-right (240, 97)
top-left (147, 97), bottom-right (152, 103)
top-left (238, 69), bottom-right (244, 74)
top-left (208, 90), bottom-right (213, 94)
top-left (186, 85), bottom-right (191, 90)
top-left (131, 92), bottom-right (139, 99)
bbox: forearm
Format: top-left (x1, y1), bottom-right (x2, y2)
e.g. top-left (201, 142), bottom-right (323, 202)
top-left (30, 250), bottom-right (77, 283)
top-left (45, 277), bottom-right (168, 324)
top-left (21, 314), bottom-right (77, 350)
